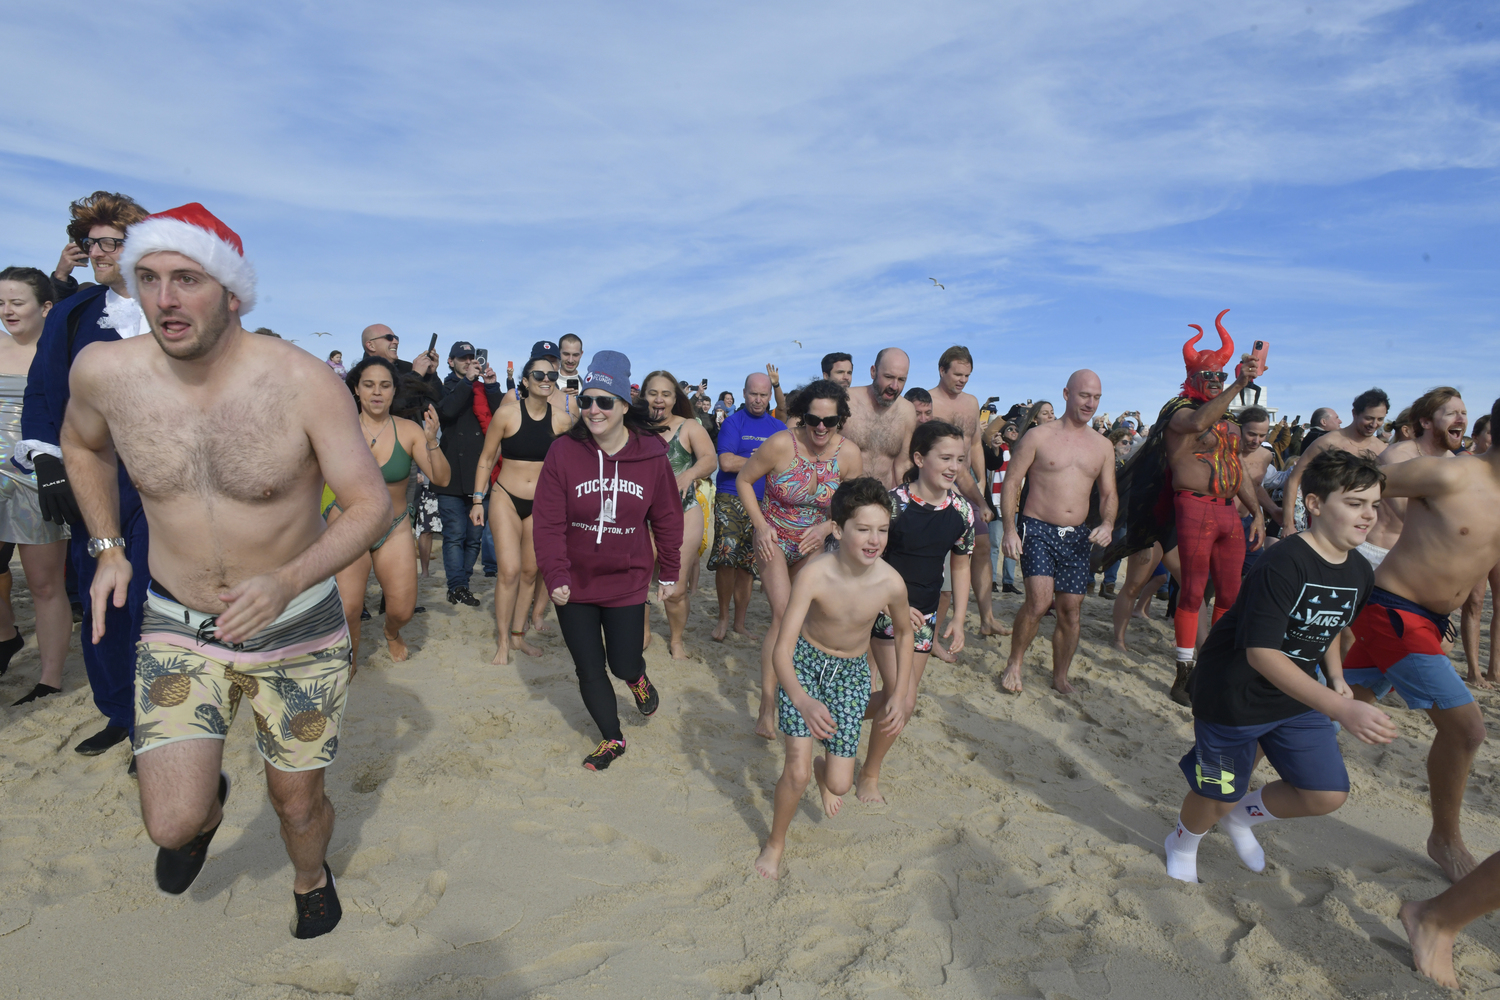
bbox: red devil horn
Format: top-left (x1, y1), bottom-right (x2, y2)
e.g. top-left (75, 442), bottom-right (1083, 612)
top-left (1208, 309), bottom-right (1235, 369)
top-left (1182, 324), bottom-right (1205, 369)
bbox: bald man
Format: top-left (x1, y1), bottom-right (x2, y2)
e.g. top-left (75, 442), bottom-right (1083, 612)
top-left (360, 324), bottom-right (440, 388)
top-left (1000, 371), bottom-right (1117, 694)
top-left (844, 348), bottom-right (918, 488)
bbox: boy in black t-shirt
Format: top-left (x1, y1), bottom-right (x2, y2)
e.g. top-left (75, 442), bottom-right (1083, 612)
top-left (1165, 450), bottom-right (1398, 883)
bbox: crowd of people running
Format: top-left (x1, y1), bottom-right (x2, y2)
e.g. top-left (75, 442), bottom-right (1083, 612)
top-left (1, 189), bottom-right (1498, 988)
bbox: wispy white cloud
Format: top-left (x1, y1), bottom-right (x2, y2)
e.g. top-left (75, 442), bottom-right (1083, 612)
top-left (0, 0), bottom-right (1495, 421)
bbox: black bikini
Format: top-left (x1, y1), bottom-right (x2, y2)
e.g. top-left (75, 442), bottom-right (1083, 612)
top-left (497, 400), bottom-right (554, 520)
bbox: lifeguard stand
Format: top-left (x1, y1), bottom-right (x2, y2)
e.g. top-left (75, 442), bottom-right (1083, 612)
top-left (1227, 382), bottom-right (1278, 424)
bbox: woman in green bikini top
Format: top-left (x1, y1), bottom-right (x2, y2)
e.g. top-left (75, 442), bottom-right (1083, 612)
top-left (328, 356), bottom-right (450, 669)
top-left (641, 370), bottom-right (718, 659)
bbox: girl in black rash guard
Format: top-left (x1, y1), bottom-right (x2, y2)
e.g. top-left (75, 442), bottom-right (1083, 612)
top-left (471, 355), bottom-right (575, 665)
top-left (856, 421), bottom-right (976, 804)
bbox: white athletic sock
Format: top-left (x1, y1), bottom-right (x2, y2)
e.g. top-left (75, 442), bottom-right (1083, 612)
top-left (1219, 788), bottom-right (1276, 873)
top-left (1164, 817), bottom-right (1205, 883)
top-left (1175, 646), bottom-right (1195, 663)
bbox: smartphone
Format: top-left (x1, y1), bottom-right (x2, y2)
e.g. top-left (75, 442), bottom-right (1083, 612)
top-left (985, 396), bottom-right (999, 404)
top-left (559, 375), bottom-right (580, 392)
top-left (427, 332), bottom-right (438, 357)
top-left (476, 348), bottom-right (489, 366)
top-left (1251, 339), bottom-right (1268, 371)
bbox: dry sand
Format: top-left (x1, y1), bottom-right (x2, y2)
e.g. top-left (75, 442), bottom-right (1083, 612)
top-left (2, 556), bottom-right (1498, 1000)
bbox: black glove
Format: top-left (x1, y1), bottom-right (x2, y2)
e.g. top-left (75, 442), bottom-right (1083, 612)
top-left (34, 454), bottom-right (82, 526)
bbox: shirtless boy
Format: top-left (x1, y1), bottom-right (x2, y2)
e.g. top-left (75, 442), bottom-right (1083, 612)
top-left (1282, 387), bottom-right (1388, 539)
top-left (1000, 370), bottom-right (1117, 694)
top-left (928, 346), bottom-right (1005, 641)
top-left (1165, 449), bottom-right (1394, 883)
top-left (1235, 406), bottom-right (1279, 575)
top-left (1344, 396), bottom-right (1500, 883)
top-left (844, 348), bottom-right (917, 488)
top-left (755, 477), bottom-right (912, 879)
top-left (61, 204), bottom-right (389, 937)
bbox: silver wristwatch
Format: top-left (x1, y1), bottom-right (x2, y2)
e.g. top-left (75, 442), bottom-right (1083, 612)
top-left (87, 536), bottom-right (126, 558)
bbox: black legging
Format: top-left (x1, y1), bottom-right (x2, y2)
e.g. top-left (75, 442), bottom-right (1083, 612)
top-left (555, 602), bottom-right (647, 743)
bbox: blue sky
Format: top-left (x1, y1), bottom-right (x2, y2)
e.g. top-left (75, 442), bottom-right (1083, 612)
top-left (2, 0), bottom-right (1495, 425)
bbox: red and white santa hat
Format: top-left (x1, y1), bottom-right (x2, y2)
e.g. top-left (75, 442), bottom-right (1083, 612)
top-left (120, 202), bottom-right (257, 314)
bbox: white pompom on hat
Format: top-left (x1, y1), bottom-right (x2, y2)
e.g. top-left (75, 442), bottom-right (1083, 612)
top-left (120, 202), bottom-right (257, 315)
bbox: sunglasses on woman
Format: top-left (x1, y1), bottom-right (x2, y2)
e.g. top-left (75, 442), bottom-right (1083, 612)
top-left (528, 370), bottom-right (559, 382)
top-left (802, 414), bottom-right (842, 429)
top-left (579, 394), bottom-right (619, 411)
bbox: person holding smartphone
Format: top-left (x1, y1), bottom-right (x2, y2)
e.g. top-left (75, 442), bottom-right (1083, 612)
top-left (532, 351), bottom-right (683, 771)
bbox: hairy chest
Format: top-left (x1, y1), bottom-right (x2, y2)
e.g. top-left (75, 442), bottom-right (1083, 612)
top-left (848, 410), bottom-right (908, 458)
top-left (107, 387), bottom-right (311, 503)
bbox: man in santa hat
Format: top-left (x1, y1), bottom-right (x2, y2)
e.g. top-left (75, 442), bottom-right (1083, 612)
top-left (60, 203), bottom-right (390, 939)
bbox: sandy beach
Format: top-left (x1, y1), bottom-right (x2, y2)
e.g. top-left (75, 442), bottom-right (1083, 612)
top-left (1, 555), bottom-right (1496, 1000)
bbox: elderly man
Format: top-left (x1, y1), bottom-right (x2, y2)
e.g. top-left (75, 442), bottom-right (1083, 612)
top-left (62, 203), bottom-right (389, 936)
top-left (359, 323), bottom-right (441, 392)
top-left (1000, 370), bottom-right (1117, 694)
top-left (708, 373), bottom-right (783, 641)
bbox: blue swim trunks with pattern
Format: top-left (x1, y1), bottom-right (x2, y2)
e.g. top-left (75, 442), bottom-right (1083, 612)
top-left (777, 635), bottom-right (872, 758)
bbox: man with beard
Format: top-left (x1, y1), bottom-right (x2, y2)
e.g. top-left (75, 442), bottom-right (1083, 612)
top-left (61, 203), bottom-right (389, 935)
top-left (928, 346), bottom-right (1007, 642)
top-left (1282, 388), bottom-right (1389, 541)
top-left (20, 190), bottom-right (150, 760)
top-left (1343, 396), bottom-right (1499, 884)
top-left (843, 348), bottom-right (917, 488)
top-left (1159, 312), bottom-right (1264, 703)
top-left (1000, 370), bottom-right (1116, 694)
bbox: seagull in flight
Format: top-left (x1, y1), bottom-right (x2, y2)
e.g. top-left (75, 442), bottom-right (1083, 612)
top-left (929, 278), bottom-right (944, 290)
top-left (792, 340), bottom-right (802, 349)
top-left (311, 331), bottom-right (331, 337)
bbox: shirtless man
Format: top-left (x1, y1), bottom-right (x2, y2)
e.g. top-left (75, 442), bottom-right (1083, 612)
top-left (1162, 315), bottom-right (1264, 703)
top-left (821, 352), bottom-right (854, 389)
top-left (928, 346), bottom-right (1007, 640)
top-left (61, 204), bottom-right (389, 937)
top-left (1000, 370), bottom-right (1117, 694)
top-left (1235, 406), bottom-right (1280, 574)
top-left (843, 348), bottom-right (917, 488)
top-left (1282, 387), bottom-right (1389, 540)
top-left (1360, 388), bottom-right (1465, 570)
top-left (1344, 396), bottom-right (1499, 884)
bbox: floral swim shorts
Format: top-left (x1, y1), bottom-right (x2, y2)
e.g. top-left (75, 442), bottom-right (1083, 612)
top-left (871, 609), bottom-right (939, 653)
top-left (708, 492), bottom-right (755, 572)
top-left (777, 635), bottom-right (872, 758)
top-left (132, 578), bottom-right (352, 772)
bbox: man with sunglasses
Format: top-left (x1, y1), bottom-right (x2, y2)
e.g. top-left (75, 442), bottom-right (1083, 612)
top-left (1161, 315), bottom-right (1264, 702)
top-left (19, 191), bottom-right (151, 762)
top-left (359, 324), bottom-right (441, 393)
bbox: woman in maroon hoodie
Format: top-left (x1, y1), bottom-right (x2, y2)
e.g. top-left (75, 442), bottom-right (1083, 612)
top-left (533, 351), bottom-right (685, 770)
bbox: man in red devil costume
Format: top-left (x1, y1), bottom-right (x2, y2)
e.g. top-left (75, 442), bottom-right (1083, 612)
top-left (1163, 310), bottom-right (1264, 700)
top-left (1097, 310), bottom-right (1263, 702)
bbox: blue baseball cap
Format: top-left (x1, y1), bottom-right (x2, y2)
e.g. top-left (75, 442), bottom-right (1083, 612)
top-left (448, 340), bottom-right (476, 359)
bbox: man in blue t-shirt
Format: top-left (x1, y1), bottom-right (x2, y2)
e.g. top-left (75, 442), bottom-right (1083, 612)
top-left (709, 372), bottom-right (785, 641)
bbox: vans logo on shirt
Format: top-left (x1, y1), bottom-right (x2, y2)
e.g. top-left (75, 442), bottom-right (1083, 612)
top-left (1284, 583), bottom-right (1360, 662)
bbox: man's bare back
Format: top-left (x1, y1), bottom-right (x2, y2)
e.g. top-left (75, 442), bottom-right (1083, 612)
top-left (1367, 438), bottom-right (1433, 549)
top-left (1378, 455), bottom-right (1500, 615)
top-left (67, 331), bottom-right (387, 614)
top-left (845, 388), bottom-right (917, 489)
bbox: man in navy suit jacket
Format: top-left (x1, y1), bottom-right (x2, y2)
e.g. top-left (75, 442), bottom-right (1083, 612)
top-left (18, 191), bottom-right (151, 762)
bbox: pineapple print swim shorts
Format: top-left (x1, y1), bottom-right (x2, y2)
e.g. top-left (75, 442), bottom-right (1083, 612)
top-left (133, 578), bottom-right (352, 772)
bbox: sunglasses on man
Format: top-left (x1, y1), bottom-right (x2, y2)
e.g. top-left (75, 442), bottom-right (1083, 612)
top-left (79, 237), bottom-right (126, 253)
top-left (1197, 371), bottom-right (1228, 383)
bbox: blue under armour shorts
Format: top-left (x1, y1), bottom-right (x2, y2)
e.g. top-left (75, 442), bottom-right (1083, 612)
top-left (1179, 710), bottom-right (1349, 802)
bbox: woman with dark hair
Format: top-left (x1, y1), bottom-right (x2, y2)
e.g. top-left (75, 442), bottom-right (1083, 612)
top-left (737, 379), bottom-right (865, 739)
top-left (858, 420), bottom-right (976, 803)
top-left (470, 354), bottom-right (576, 664)
top-left (640, 369), bottom-right (718, 658)
top-left (533, 351), bottom-right (683, 770)
top-left (0, 267), bottom-right (71, 703)
top-left (329, 356), bottom-right (450, 665)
